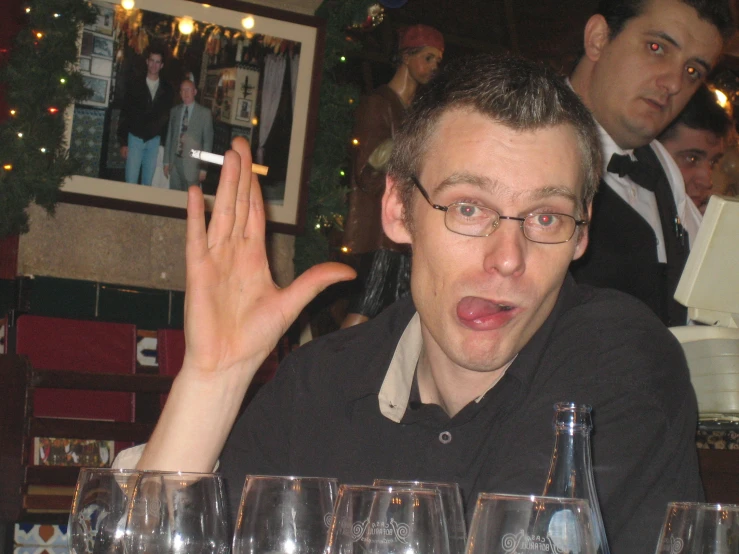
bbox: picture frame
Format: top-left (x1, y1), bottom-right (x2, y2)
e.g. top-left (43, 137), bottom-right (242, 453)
top-left (80, 31), bottom-right (94, 56)
top-left (204, 74), bottom-right (219, 98)
top-left (81, 75), bottom-right (109, 107)
top-left (90, 57), bottom-right (113, 78)
top-left (235, 98), bottom-right (252, 122)
top-left (87, 1), bottom-right (115, 36)
top-left (62, 0), bottom-right (326, 233)
top-left (231, 125), bottom-right (252, 143)
top-left (92, 34), bottom-right (114, 59)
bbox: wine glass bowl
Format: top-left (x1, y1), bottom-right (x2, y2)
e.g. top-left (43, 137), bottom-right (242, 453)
top-left (68, 468), bottom-right (141, 554)
top-left (654, 502), bottom-right (739, 554)
top-left (232, 475), bottom-right (338, 554)
top-left (373, 479), bottom-right (466, 554)
top-left (326, 484), bottom-right (450, 554)
top-left (465, 493), bottom-right (598, 554)
top-left (125, 471), bottom-right (230, 554)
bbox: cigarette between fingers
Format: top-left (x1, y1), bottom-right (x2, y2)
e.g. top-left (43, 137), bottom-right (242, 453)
top-left (190, 149), bottom-right (269, 176)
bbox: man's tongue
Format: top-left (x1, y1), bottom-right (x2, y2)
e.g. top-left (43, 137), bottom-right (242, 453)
top-left (457, 296), bottom-right (509, 322)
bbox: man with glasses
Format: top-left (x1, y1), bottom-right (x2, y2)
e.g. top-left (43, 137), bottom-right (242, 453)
top-left (129, 54), bottom-right (702, 553)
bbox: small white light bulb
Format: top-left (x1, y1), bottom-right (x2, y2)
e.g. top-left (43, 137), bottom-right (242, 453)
top-left (241, 15), bottom-right (255, 29)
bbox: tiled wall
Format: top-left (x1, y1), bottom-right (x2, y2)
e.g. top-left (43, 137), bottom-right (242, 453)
top-left (13, 524), bottom-right (68, 554)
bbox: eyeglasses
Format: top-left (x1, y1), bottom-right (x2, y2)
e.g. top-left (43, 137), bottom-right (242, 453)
top-left (411, 175), bottom-right (587, 244)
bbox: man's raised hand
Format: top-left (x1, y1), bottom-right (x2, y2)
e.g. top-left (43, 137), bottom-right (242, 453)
top-left (182, 137), bottom-right (355, 382)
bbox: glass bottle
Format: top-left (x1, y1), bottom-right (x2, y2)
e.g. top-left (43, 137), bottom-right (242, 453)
top-left (542, 402), bottom-right (611, 554)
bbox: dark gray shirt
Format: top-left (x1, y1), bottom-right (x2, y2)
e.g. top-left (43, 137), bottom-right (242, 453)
top-left (221, 275), bottom-right (703, 554)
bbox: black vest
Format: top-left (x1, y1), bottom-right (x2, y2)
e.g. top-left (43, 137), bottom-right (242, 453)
top-left (570, 146), bottom-right (689, 326)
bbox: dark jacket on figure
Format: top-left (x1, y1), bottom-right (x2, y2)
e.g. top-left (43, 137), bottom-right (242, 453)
top-left (571, 146), bottom-right (688, 326)
top-left (117, 76), bottom-right (174, 146)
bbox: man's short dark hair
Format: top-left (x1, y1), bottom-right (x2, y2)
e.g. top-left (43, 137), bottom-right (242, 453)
top-left (146, 44), bottom-right (168, 63)
top-left (658, 85), bottom-right (732, 143)
top-left (387, 54), bottom-right (601, 227)
top-left (598, 0), bottom-right (735, 41)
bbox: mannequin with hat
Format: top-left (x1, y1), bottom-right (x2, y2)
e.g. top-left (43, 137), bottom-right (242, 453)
top-left (341, 24), bottom-right (444, 328)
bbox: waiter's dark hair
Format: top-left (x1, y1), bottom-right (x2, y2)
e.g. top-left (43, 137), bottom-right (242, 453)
top-left (597, 0), bottom-right (734, 41)
top-left (658, 85), bottom-right (732, 143)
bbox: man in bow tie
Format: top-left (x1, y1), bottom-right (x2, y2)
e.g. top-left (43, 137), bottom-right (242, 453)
top-left (569, 0), bottom-right (734, 326)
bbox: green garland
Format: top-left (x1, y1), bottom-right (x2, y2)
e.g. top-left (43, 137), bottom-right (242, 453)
top-left (0, 0), bottom-right (97, 237)
top-left (294, 0), bottom-right (376, 275)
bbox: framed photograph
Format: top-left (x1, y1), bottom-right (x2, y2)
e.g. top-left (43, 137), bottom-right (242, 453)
top-left (87, 1), bottom-right (116, 36)
top-left (81, 75), bottom-right (109, 107)
top-left (235, 98), bottom-right (252, 122)
top-left (231, 125), bottom-right (252, 143)
top-left (92, 34), bottom-right (114, 59)
top-left (90, 56), bottom-right (113, 78)
top-left (79, 56), bottom-right (91, 72)
top-left (204, 74), bottom-right (219, 98)
top-left (80, 31), bottom-right (94, 56)
top-left (63, 0), bottom-right (326, 232)
top-left (34, 437), bottom-right (115, 467)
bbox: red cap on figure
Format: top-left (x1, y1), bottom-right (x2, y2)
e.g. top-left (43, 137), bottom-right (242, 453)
top-left (398, 24), bottom-right (444, 54)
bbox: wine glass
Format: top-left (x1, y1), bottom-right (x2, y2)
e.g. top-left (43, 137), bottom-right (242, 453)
top-left (654, 502), bottom-right (739, 554)
top-left (125, 471), bottom-right (230, 554)
top-left (325, 484), bottom-right (450, 554)
top-left (68, 468), bottom-right (141, 554)
top-left (465, 493), bottom-right (598, 554)
top-left (232, 475), bottom-right (338, 554)
top-left (373, 479), bottom-right (466, 554)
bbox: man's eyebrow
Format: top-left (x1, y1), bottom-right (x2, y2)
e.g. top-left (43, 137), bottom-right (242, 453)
top-left (648, 31), bottom-right (712, 73)
top-left (432, 174), bottom-right (579, 205)
top-left (434, 173), bottom-right (496, 194)
top-left (677, 148), bottom-right (708, 158)
top-left (528, 186), bottom-right (579, 205)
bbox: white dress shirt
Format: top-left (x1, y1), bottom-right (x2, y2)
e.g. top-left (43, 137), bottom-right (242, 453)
top-left (145, 76), bottom-right (159, 100)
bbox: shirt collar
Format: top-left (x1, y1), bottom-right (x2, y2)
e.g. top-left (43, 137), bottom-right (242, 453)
top-left (376, 276), bottom-right (581, 422)
top-left (596, 121), bottom-right (634, 172)
top-left (564, 79), bottom-right (633, 168)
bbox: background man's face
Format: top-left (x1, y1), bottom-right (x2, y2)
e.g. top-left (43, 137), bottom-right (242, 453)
top-left (662, 125), bottom-right (726, 213)
top-left (387, 110), bottom-right (588, 375)
top-left (586, 0), bottom-right (722, 149)
top-left (147, 53), bottom-right (164, 77)
top-left (405, 46), bottom-right (443, 86)
top-left (180, 81), bottom-right (197, 105)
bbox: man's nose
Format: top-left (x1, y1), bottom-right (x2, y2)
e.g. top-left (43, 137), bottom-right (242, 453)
top-left (656, 64), bottom-right (683, 96)
top-left (695, 163), bottom-right (713, 191)
top-left (482, 220), bottom-right (526, 278)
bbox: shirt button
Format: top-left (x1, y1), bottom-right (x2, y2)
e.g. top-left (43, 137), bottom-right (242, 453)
top-left (439, 431), bottom-right (452, 444)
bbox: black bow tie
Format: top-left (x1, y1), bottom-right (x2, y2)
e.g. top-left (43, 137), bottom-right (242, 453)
top-left (607, 153), bottom-right (657, 192)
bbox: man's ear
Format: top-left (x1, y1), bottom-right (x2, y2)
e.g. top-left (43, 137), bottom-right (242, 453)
top-left (382, 176), bottom-right (412, 245)
top-left (573, 202), bottom-right (593, 261)
top-left (583, 14), bottom-right (610, 62)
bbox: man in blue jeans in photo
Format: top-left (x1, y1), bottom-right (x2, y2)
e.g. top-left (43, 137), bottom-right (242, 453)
top-left (117, 45), bottom-right (174, 186)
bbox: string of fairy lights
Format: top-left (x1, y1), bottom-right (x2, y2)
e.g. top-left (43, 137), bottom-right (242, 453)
top-left (0, 0), bottom-right (97, 237)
